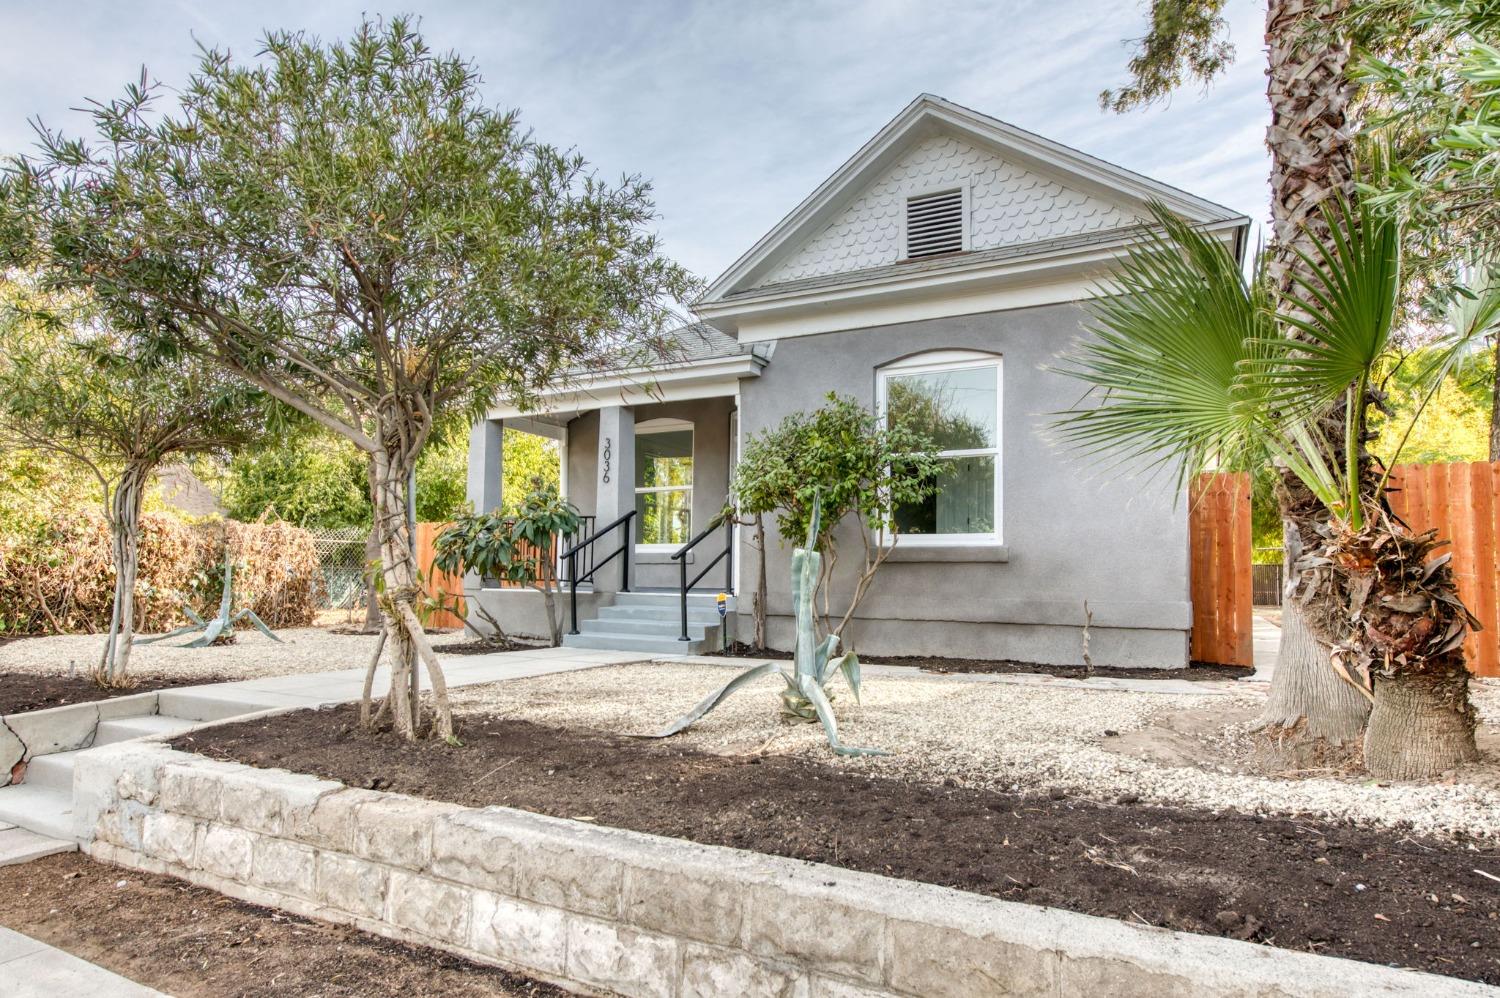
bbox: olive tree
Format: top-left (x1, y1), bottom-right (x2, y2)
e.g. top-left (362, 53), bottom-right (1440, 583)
top-left (0, 285), bottom-right (265, 684)
top-left (1, 18), bottom-right (694, 739)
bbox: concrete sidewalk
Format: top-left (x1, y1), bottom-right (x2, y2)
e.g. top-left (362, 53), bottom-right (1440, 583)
top-left (0, 926), bottom-right (166, 996)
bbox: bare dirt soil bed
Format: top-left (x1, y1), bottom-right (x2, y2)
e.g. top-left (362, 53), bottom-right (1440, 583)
top-left (0, 670), bottom-right (234, 715)
top-left (0, 852), bottom-right (571, 997)
top-left (718, 642), bottom-right (1249, 681)
top-left (176, 703), bottom-right (1500, 985)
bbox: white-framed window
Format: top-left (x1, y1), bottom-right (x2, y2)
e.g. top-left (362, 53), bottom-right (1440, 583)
top-left (634, 418), bottom-right (693, 548)
top-left (876, 350), bottom-right (1002, 545)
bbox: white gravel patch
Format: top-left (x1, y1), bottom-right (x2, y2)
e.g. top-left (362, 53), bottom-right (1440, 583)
top-left (0, 628), bottom-right (382, 682)
top-left (450, 663), bottom-right (1500, 842)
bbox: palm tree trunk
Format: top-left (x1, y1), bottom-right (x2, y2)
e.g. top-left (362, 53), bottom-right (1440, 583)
top-left (1258, 0), bottom-right (1371, 744)
top-left (1365, 669), bottom-right (1479, 779)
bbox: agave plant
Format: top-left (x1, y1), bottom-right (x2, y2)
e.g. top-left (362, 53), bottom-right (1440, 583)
top-left (140, 555), bottom-right (281, 648)
top-left (1054, 200), bottom-right (1492, 780)
top-left (646, 495), bottom-right (882, 756)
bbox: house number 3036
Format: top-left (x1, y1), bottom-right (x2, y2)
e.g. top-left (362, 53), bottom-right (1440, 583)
top-left (601, 437), bottom-right (612, 484)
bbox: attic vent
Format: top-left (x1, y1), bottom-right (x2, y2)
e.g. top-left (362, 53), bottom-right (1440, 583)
top-left (905, 188), bottom-right (965, 259)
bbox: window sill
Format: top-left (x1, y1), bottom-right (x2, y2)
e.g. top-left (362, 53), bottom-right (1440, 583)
top-left (882, 543), bottom-right (1009, 564)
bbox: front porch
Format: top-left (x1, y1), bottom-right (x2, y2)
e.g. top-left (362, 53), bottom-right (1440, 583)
top-left (464, 333), bottom-right (763, 651)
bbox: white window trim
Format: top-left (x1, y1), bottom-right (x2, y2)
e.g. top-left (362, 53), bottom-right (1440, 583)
top-left (634, 418), bottom-right (694, 551)
top-left (876, 350), bottom-right (1003, 547)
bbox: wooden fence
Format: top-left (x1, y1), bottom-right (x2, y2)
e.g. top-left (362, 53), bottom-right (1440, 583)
top-left (1188, 472), bottom-right (1254, 668)
top-left (1385, 461), bottom-right (1500, 678)
top-left (414, 522), bottom-right (466, 630)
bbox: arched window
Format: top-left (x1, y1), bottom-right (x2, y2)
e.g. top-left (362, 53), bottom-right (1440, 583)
top-left (876, 350), bottom-right (1002, 545)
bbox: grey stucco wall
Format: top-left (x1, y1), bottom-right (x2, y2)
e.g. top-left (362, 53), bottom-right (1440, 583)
top-left (565, 398), bottom-right (737, 592)
top-left (736, 302), bottom-right (1191, 669)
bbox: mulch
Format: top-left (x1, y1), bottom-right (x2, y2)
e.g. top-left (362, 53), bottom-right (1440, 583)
top-left (176, 704), bottom-right (1500, 985)
top-left (718, 643), bottom-right (1250, 681)
top-left (0, 852), bottom-right (571, 997)
top-left (0, 672), bottom-right (236, 715)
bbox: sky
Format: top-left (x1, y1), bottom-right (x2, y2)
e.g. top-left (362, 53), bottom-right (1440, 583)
top-left (0, 0), bottom-right (1272, 284)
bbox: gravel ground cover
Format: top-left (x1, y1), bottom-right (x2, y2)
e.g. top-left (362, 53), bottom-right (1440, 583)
top-left (0, 628), bottom-right (485, 684)
top-left (448, 662), bottom-right (1500, 841)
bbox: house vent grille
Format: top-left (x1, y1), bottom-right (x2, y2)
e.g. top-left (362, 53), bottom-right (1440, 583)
top-left (905, 188), bottom-right (965, 258)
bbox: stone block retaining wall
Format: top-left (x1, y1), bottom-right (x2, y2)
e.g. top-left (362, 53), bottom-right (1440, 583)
top-left (73, 742), bottom-right (1491, 998)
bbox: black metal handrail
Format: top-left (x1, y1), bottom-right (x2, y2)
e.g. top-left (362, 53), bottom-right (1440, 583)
top-left (563, 510), bottom-right (636, 635)
top-left (669, 514), bottom-right (735, 641)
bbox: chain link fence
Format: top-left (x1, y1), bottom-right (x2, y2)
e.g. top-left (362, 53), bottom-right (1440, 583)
top-left (308, 527), bottom-right (368, 610)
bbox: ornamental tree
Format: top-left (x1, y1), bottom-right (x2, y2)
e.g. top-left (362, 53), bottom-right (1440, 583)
top-left (732, 392), bottom-right (939, 644)
top-left (1, 18), bottom-right (694, 739)
top-left (0, 284), bottom-right (266, 684)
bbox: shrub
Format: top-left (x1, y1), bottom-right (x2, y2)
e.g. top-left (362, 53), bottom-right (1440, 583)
top-left (0, 511), bottom-right (323, 635)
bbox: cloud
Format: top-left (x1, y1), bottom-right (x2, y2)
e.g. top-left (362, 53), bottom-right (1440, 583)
top-left (0, 0), bottom-right (1271, 281)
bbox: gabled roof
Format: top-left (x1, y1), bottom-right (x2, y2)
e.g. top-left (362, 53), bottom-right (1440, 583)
top-left (698, 93), bottom-right (1247, 309)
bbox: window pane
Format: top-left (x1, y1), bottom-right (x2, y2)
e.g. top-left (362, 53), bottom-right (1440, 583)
top-left (886, 367), bottom-right (996, 450)
top-left (636, 489), bottom-right (692, 545)
top-left (636, 430), bottom-right (693, 488)
top-left (893, 456), bottom-right (995, 536)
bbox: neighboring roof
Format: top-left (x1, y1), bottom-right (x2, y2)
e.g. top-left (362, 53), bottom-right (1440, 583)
top-left (155, 463), bottom-right (226, 518)
top-left (698, 93), bottom-right (1249, 308)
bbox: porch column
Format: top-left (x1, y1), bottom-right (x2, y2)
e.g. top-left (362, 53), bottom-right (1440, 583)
top-left (594, 405), bottom-right (635, 592)
top-left (466, 418), bottom-right (503, 514)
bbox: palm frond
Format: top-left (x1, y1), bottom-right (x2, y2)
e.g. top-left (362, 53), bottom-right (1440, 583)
top-left (1256, 199), bottom-right (1401, 417)
top-left (1051, 203), bottom-right (1276, 491)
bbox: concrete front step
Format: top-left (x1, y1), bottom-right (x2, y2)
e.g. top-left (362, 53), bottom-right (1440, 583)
top-left (561, 631), bottom-right (713, 655)
top-left (579, 617), bottom-right (715, 638)
top-left (613, 592), bottom-right (736, 608)
top-left (95, 714), bottom-right (200, 746)
top-left (596, 605), bottom-right (726, 624)
top-left (22, 749), bottom-right (87, 792)
top-left (0, 783), bottom-right (75, 841)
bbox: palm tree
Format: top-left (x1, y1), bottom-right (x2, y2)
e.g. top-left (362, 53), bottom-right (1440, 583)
top-left (1055, 203), bottom-right (1481, 779)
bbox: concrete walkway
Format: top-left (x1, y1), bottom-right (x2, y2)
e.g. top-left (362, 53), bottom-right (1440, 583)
top-left (169, 643), bottom-right (652, 717)
top-left (0, 926), bottom-right (166, 996)
top-left (0, 823), bottom-right (75, 867)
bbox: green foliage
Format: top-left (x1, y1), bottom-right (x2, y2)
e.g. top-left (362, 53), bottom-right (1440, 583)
top-left (431, 479), bottom-right (580, 589)
top-left (732, 392), bottom-right (940, 551)
top-left (501, 429), bottom-right (560, 513)
top-left (0, 16), bottom-right (697, 458)
top-left (1373, 347), bottom-right (1494, 463)
top-left (222, 433), bottom-right (369, 528)
top-left (1056, 201), bottom-right (1475, 534)
top-left (1100, 0), bottom-right (1235, 111)
top-left (415, 437), bottom-right (470, 523)
top-left (1352, 1), bottom-right (1500, 257)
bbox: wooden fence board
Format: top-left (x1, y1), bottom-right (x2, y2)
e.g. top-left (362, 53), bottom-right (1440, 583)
top-left (1188, 473), bottom-right (1253, 668)
top-left (414, 522), bottom-right (466, 630)
top-left (1386, 461), bottom-right (1500, 678)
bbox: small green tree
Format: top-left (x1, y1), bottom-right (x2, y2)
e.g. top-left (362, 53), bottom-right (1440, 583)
top-left (732, 392), bottom-right (939, 645)
top-left (432, 478), bottom-right (581, 647)
top-left (0, 285), bottom-right (266, 684)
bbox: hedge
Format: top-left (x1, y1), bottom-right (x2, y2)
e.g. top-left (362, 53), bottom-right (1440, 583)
top-left (0, 512), bottom-right (323, 636)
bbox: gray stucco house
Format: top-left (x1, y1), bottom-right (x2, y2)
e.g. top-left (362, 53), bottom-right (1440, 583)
top-left (465, 94), bottom-right (1248, 667)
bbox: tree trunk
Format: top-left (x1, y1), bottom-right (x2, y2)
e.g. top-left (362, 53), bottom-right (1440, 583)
top-left (753, 514), bottom-right (767, 650)
top-left (368, 444), bottom-right (453, 741)
top-left (1365, 669), bottom-right (1479, 780)
top-left (1258, 0), bottom-right (1369, 744)
top-left (537, 538), bottom-right (562, 647)
top-left (362, 458), bottom-right (383, 632)
top-left (98, 462), bottom-right (151, 687)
